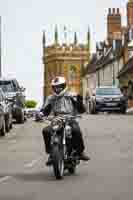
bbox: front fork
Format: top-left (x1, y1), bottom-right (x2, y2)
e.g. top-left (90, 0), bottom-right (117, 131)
top-left (51, 131), bottom-right (66, 159)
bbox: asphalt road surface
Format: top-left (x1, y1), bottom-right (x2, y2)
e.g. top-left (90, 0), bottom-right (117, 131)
top-left (0, 114), bottom-right (133, 200)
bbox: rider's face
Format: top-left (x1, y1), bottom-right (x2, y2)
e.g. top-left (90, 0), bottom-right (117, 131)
top-left (52, 85), bottom-right (63, 94)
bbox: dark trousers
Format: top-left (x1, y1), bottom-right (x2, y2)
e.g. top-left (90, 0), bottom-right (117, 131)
top-left (42, 120), bottom-right (85, 154)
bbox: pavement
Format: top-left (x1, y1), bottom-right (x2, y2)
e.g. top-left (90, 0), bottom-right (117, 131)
top-left (0, 114), bottom-right (133, 200)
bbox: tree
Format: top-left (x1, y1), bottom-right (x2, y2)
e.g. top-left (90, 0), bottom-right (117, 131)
top-left (25, 100), bottom-right (37, 108)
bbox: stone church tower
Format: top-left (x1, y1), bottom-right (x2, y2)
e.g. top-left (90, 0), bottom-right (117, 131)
top-left (42, 26), bottom-right (90, 100)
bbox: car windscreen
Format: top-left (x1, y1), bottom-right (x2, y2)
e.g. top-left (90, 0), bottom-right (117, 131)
top-left (0, 81), bottom-right (14, 92)
top-left (96, 88), bottom-right (122, 95)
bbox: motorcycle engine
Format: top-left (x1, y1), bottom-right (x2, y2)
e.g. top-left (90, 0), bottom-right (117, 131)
top-left (51, 118), bottom-right (63, 132)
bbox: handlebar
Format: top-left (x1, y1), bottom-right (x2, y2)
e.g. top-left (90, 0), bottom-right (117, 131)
top-left (44, 114), bottom-right (82, 122)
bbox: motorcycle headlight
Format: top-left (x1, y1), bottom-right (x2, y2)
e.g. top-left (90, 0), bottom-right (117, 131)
top-left (52, 125), bottom-right (60, 131)
top-left (13, 104), bottom-right (17, 108)
top-left (65, 125), bottom-right (72, 137)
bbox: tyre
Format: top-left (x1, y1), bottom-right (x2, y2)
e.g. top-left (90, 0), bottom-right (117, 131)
top-left (0, 119), bottom-right (6, 137)
top-left (17, 111), bottom-right (25, 124)
top-left (10, 122), bottom-right (13, 129)
top-left (5, 118), bottom-right (10, 133)
top-left (90, 102), bottom-right (97, 114)
top-left (68, 166), bottom-right (76, 174)
top-left (52, 145), bottom-right (64, 180)
top-left (120, 106), bottom-right (126, 114)
top-left (91, 107), bottom-right (97, 114)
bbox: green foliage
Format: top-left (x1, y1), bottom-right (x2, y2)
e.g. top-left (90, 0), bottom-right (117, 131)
top-left (25, 100), bottom-right (37, 108)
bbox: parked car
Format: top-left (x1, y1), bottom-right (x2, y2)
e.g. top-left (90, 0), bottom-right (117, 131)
top-left (25, 108), bottom-right (39, 118)
top-left (0, 88), bottom-right (13, 136)
top-left (89, 86), bottom-right (128, 114)
top-left (0, 78), bottom-right (26, 124)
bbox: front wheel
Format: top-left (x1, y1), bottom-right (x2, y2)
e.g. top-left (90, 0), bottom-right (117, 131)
top-left (52, 145), bottom-right (64, 180)
top-left (68, 166), bottom-right (76, 174)
top-left (120, 106), bottom-right (127, 114)
top-left (17, 111), bottom-right (25, 124)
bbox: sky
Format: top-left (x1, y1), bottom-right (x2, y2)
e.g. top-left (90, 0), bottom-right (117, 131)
top-left (0, 0), bottom-right (128, 106)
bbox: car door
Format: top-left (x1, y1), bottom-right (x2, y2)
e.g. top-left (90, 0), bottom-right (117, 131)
top-left (0, 91), bottom-right (4, 129)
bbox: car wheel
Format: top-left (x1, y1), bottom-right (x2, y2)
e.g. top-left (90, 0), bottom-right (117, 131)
top-left (5, 118), bottom-right (10, 133)
top-left (120, 106), bottom-right (126, 114)
top-left (91, 104), bottom-right (98, 114)
top-left (0, 119), bottom-right (6, 137)
top-left (10, 122), bottom-right (13, 129)
top-left (17, 111), bottom-right (25, 124)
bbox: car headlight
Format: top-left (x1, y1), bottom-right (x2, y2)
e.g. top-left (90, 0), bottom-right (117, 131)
top-left (96, 98), bottom-right (103, 102)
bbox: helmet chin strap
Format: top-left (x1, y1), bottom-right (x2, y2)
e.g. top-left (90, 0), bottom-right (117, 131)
top-left (54, 87), bottom-right (68, 96)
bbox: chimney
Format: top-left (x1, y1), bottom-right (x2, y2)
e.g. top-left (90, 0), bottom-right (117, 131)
top-left (107, 7), bottom-right (122, 44)
top-left (108, 8), bottom-right (111, 15)
top-left (117, 8), bottom-right (120, 14)
top-left (113, 8), bottom-right (115, 14)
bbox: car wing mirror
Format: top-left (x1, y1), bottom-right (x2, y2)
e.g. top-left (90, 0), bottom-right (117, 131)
top-left (20, 87), bottom-right (26, 92)
top-left (6, 98), bottom-right (14, 103)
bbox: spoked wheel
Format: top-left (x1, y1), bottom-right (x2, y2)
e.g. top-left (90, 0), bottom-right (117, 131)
top-left (52, 145), bottom-right (64, 180)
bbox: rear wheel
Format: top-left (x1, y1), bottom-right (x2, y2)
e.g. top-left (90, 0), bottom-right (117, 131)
top-left (0, 119), bottom-right (6, 137)
top-left (68, 166), bottom-right (76, 174)
top-left (10, 122), bottom-right (13, 129)
top-left (17, 111), bottom-right (25, 124)
top-left (120, 106), bottom-right (126, 114)
top-left (5, 119), bottom-right (10, 133)
top-left (52, 145), bottom-right (64, 180)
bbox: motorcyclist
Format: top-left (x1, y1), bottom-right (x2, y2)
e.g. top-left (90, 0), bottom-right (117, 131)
top-left (41, 76), bottom-right (90, 165)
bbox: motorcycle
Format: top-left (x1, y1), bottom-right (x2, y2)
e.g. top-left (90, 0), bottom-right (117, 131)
top-left (44, 115), bottom-right (81, 180)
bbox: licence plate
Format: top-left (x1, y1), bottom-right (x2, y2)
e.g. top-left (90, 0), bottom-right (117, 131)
top-left (106, 103), bottom-right (117, 106)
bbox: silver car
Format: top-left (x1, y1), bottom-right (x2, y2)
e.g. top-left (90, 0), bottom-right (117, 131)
top-left (0, 88), bottom-right (13, 136)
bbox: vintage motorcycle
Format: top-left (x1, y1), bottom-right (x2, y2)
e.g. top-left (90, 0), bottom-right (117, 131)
top-left (44, 115), bottom-right (81, 180)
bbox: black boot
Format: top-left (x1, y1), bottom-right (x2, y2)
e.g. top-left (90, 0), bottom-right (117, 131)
top-left (79, 152), bottom-right (90, 161)
top-left (46, 155), bottom-right (53, 166)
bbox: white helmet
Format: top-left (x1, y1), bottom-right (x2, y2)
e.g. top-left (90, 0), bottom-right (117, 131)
top-left (51, 76), bottom-right (67, 95)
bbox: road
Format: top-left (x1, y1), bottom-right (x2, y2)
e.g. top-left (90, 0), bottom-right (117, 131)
top-left (0, 114), bottom-right (133, 200)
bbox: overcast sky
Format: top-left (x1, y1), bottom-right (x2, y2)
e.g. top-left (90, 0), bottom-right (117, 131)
top-left (0, 0), bottom-right (127, 105)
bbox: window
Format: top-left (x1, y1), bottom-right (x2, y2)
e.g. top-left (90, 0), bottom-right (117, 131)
top-left (0, 81), bottom-right (14, 92)
top-left (68, 65), bottom-right (77, 84)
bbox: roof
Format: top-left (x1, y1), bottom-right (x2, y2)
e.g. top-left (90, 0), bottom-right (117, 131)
top-left (95, 47), bottom-right (123, 72)
top-left (82, 53), bottom-right (97, 76)
top-left (0, 77), bottom-right (17, 81)
top-left (118, 56), bottom-right (133, 78)
top-left (84, 42), bottom-right (123, 77)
